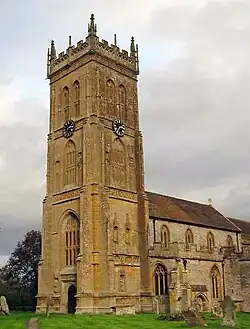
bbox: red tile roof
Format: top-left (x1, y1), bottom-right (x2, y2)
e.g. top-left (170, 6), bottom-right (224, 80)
top-left (146, 191), bottom-right (241, 232)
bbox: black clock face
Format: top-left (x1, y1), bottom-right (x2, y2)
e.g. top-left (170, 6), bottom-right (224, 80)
top-left (113, 119), bottom-right (125, 137)
top-left (63, 119), bottom-right (75, 138)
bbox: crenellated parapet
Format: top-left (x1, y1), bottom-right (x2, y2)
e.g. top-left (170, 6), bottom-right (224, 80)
top-left (47, 14), bottom-right (139, 78)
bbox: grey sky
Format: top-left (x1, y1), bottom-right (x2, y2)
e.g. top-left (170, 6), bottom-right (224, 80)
top-left (1, 0), bottom-right (250, 264)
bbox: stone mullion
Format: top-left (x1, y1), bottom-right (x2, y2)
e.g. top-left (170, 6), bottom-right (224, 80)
top-left (163, 272), bottom-right (166, 296)
top-left (157, 274), bottom-right (160, 296)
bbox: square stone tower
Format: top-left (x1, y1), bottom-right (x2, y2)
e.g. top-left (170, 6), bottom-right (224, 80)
top-left (36, 14), bottom-right (151, 314)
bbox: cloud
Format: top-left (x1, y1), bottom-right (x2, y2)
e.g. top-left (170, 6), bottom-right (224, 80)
top-left (141, 0), bottom-right (250, 218)
top-left (1, 0), bottom-right (250, 258)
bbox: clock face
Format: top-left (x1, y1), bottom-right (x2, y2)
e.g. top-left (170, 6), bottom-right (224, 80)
top-left (113, 119), bottom-right (125, 137)
top-left (63, 119), bottom-right (75, 138)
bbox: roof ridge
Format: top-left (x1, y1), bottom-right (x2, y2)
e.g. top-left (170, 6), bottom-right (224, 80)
top-left (228, 216), bottom-right (250, 224)
top-left (146, 190), bottom-right (209, 207)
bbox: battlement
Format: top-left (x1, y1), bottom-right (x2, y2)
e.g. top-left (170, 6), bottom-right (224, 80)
top-left (47, 14), bottom-right (139, 78)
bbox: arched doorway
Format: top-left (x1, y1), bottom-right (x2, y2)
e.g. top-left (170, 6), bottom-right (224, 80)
top-left (68, 284), bottom-right (77, 314)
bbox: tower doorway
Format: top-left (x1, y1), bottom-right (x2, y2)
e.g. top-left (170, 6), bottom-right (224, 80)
top-left (68, 284), bottom-right (77, 313)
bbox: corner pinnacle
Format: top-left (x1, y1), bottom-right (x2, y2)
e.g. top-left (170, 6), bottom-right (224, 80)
top-left (88, 13), bottom-right (97, 37)
top-left (130, 36), bottom-right (136, 57)
top-left (50, 40), bottom-right (56, 59)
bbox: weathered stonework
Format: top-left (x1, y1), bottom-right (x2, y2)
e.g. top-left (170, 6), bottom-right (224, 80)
top-left (37, 14), bottom-right (250, 315)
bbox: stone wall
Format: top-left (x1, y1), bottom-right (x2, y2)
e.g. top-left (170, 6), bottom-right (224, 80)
top-left (149, 218), bottom-right (239, 251)
top-left (148, 218), bottom-right (244, 312)
top-left (240, 244), bottom-right (250, 312)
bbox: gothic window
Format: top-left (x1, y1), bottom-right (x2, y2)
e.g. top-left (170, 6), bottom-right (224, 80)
top-left (125, 214), bottom-right (130, 245)
top-left (73, 80), bottom-right (80, 117)
top-left (65, 214), bottom-right (80, 266)
top-left (161, 225), bottom-right (170, 249)
top-left (210, 265), bottom-right (221, 299)
top-left (63, 86), bottom-right (70, 120)
top-left (227, 235), bottom-right (233, 247)
top-left (119, 84), bottom-right (127, 120)
top-left (110, 139), bottom-right (126, 189)
top-left (64, 140), bottom-right (76, 186)
top-left (185, 229), bottom-right (194, 250)
top-left (207, 232), bottom-right (215, 253)
top-left (154, 264), bottom-right (168, 296)
top-left (106, 79), bottom-right (115, 116)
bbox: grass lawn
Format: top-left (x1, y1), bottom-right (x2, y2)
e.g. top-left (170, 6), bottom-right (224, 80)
top-left (1, 312), bottom-right (250, 329)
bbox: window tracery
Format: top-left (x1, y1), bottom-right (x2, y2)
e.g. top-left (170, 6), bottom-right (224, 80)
top-left (160, 225), bottom-right (170, 249)
top-left (210, 265), bottom-right (221, 299)
top-left (227, 235), bottom-right (233, 247)
top-left (63, 86), bottom-right (70, 120)
top-left (64, 140), bottom-right (76, 186)
top-left (154, 264), bottom-right (168, 296)
top-left (73, 80), bottom-right (80, 117)
top-left (106, 79), bottom-right (115, 116)
top-left (185, 229), bottom-right (194, 250)
top-left (207, 232), bottom-right (215, 253)
top-left (65, 214), bottom-right (80, 266)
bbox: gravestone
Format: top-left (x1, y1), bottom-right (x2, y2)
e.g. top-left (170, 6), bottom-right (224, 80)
top-left (0, 295), bottom-right (9, 315)
top-left (193, 299), bottom-right (205, 319)
top-left (183, 309), bottom-right (207, 327)
top-left (26, 318), bottom-right (40, 329)
top-left (221, 296), bottom-right (237, 327)
top-left (211, 302), bottom-right (223, 318)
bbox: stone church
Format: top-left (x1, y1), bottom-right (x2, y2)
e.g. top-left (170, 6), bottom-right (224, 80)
top-left (36, 14), bottom-right (250, 315)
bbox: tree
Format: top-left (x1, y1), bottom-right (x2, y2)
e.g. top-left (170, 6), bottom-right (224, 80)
top-left (0, 230), bottom-right (41, 311)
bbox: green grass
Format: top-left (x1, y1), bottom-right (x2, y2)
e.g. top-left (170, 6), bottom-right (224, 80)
top-left (0, 312), bottom-right (250, 329)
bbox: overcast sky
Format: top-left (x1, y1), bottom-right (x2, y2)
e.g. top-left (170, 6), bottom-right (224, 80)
top-left (1, 0), bottom-right (250, 265)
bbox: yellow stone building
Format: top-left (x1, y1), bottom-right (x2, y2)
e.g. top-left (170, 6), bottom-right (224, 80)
top-left (36, 14), bottom-right (250, 315)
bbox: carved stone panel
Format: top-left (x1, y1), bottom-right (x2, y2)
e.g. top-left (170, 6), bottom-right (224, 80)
top-left (53, 188), bottom-right (79, 204)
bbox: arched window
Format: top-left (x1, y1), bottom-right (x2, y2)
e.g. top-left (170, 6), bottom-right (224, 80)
top-left (185, 229), bottom-right (194, 250)
top-left (106, 79), bottom-right (115, 116)
top-left (64, 140), bottom-right (76, 186)
top-left (227, 235), bottom-right (233, 247)
top-left (210, 265), bottom-right (221, 299)
top-left (73, 80), bottom-right (80, 117)
top-left (207, 232), bottom-right (215, 253)
top-left (154, 264), bottom-right (168, 296)
top-left (161, 225), bottom-right (170, 249)
top-left (119, 84), bottom-right (127, 120)
top-left (63, 86), bottom-right (70, 120)
top-left (65, 214), bottom-right (80, 266)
